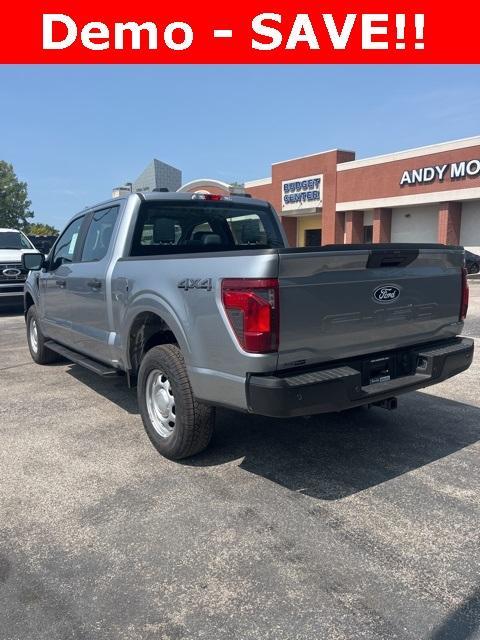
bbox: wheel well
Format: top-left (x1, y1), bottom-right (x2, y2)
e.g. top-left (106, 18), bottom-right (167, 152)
top-left (25, 292), bottom-right (34, 316)
top-left (128, 311), bottom-right (178, 375)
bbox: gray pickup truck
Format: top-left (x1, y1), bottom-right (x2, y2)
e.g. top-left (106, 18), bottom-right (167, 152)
top-left (23, 192), bottom-right (473, 459)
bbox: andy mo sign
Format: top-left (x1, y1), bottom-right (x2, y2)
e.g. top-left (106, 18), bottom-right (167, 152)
top-left (282, 174), bottom-right (323, 212)
top-left (400, 158), bottom-right (480, 185)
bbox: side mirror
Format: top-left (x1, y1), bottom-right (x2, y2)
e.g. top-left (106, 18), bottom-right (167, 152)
top-left (22, 252), bottom-right (45, 271)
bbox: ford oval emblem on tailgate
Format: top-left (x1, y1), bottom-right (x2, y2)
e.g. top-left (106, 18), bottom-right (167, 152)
top-left (373, 285), bottom-right (401, 304)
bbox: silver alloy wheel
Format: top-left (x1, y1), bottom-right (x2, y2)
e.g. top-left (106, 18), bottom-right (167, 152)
top-left (30, 318), bottom-right (39, 354)
top-left (145, 369), bottom-right (176, 438)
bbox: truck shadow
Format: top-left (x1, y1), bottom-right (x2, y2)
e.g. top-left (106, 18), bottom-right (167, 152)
top-left (65, 364), bottom-right (479, 501)
top-left (66, 365), bottom-right (138, 414)
top-left (428, 585), bottom-right (480, 640)
top-left (190, 392), bottom-right (480, 500)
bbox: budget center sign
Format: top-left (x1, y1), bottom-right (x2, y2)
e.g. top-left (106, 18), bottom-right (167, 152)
top-left (282, 174), bottom-right (323, 212)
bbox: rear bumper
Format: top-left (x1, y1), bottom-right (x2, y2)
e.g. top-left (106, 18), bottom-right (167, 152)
top-left (246, 338), bottom-right (474, 418)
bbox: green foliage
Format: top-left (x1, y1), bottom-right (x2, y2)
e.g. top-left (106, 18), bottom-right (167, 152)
top-left (0, 160), bottom-right (33, 229)
top-left (0, 161), bottom-right (34, 229)
top-left (27, 222), bottom-right (59, 236)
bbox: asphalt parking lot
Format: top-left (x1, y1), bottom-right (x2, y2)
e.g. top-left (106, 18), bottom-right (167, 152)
top-left (1, 286), bottom-right (479, 640)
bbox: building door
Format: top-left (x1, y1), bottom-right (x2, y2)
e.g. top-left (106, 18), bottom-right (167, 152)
top-left (305, 229), bottom-right (322, 246)
top-left (363, 225), bottom-right (373, 243)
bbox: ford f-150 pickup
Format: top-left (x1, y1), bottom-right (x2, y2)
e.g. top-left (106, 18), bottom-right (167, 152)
top-left (22, 192), bottom-right (474, 459)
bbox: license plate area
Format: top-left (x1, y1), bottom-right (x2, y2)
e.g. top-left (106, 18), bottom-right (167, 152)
top-left (366, 356), bottom-right (391, 385)
top-left (358, 349), bottom-right (417, 386)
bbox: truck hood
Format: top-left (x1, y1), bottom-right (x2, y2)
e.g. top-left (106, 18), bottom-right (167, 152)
top-left (0, 249), bottom-right (38, 262)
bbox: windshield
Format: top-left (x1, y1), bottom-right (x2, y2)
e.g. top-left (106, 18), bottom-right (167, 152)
top-left (0, 231), bottom-right (33, 250)
top-left (130, 201), bottom-right (285, 256)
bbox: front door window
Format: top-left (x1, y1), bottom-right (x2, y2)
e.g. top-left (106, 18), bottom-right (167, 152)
top-left (51, 216), bottom-right (84, 268)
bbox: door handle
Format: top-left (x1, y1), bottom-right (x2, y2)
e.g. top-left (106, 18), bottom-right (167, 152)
top-left (55, 279), bottom-right (66, 288)
top-left (87, 280), bottom-right (102, 290)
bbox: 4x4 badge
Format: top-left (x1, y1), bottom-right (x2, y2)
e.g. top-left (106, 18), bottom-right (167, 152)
top-left (178, 278), bottom-right (212, 291)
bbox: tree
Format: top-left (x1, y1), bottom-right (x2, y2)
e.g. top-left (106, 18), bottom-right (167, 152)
top-left (27, 222), bottom-right (59, 236)
top-left (0, 161), bottom-right (34, 229)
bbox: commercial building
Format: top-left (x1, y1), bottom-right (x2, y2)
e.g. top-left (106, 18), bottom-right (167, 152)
top-left (112, 158), bottom-right (181, 198)
top-left (113, 136), bottom-right (480, 252)
top-left (179, 135), bottom-right (480, 253)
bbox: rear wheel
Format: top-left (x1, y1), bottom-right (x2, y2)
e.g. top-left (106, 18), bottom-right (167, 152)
top-left (137, 344), bottom-right (214, 460)
top-left (26, 305), bottom-right (60, 364)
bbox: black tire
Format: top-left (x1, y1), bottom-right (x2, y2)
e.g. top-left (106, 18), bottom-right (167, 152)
top-left (137, 344), bottom-right (215, 460)
top-left (26, 305), bottom-right (60, 365)
top-left (470, 262), bottom-right (480, 274)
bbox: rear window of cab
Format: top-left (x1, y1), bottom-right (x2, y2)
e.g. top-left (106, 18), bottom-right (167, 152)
top-left (130, 201), bottom-right (284, 256)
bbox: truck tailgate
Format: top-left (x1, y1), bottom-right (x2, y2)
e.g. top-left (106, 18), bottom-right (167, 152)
top-left (277, 244), bottom-right (465, 370)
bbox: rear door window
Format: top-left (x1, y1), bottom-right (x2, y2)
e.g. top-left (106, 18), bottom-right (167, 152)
top-left (81, 206), bottom-right (119, 262)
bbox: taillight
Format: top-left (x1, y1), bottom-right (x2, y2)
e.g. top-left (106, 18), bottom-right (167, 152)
top-left (460, 267), bottom-right (469, 321)
top-left (222, 278), bottom-right (279, 353)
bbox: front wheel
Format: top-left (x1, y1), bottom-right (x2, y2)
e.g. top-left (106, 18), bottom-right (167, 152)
top-left (470, 262), bottom-right (480, 274)
top-left (26, 305), bottom-right (60, 365)
top-left (137, 344), bottom-right (214, 460)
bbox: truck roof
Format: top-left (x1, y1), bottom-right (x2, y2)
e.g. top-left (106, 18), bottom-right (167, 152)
top-left (143, 191), bottom-right (269, 206)
top-left (81, 191), bottom-right (271, 213)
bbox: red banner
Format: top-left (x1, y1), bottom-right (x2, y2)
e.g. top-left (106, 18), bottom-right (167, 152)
top-left (1, 0), bottom-right (479, 63)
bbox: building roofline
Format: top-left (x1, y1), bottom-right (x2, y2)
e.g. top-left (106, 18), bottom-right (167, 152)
top-left (272, 148), bottom-right (356, 166)
top-left (337, 135), bottom-right (480, 171)
top-left (177, 178), bottom-right (231, 192)
top-left (244, 177), bottom-right (272, 188)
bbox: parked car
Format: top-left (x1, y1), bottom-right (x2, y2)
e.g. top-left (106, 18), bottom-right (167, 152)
top-left (465, 250), bottom-right (480, 274)
top-left (0, 228), bottom-right (39, 304)
top-left (22, 192), bottom-right (474, 459)
top-left (28, 234), bottom-right (58, 256)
